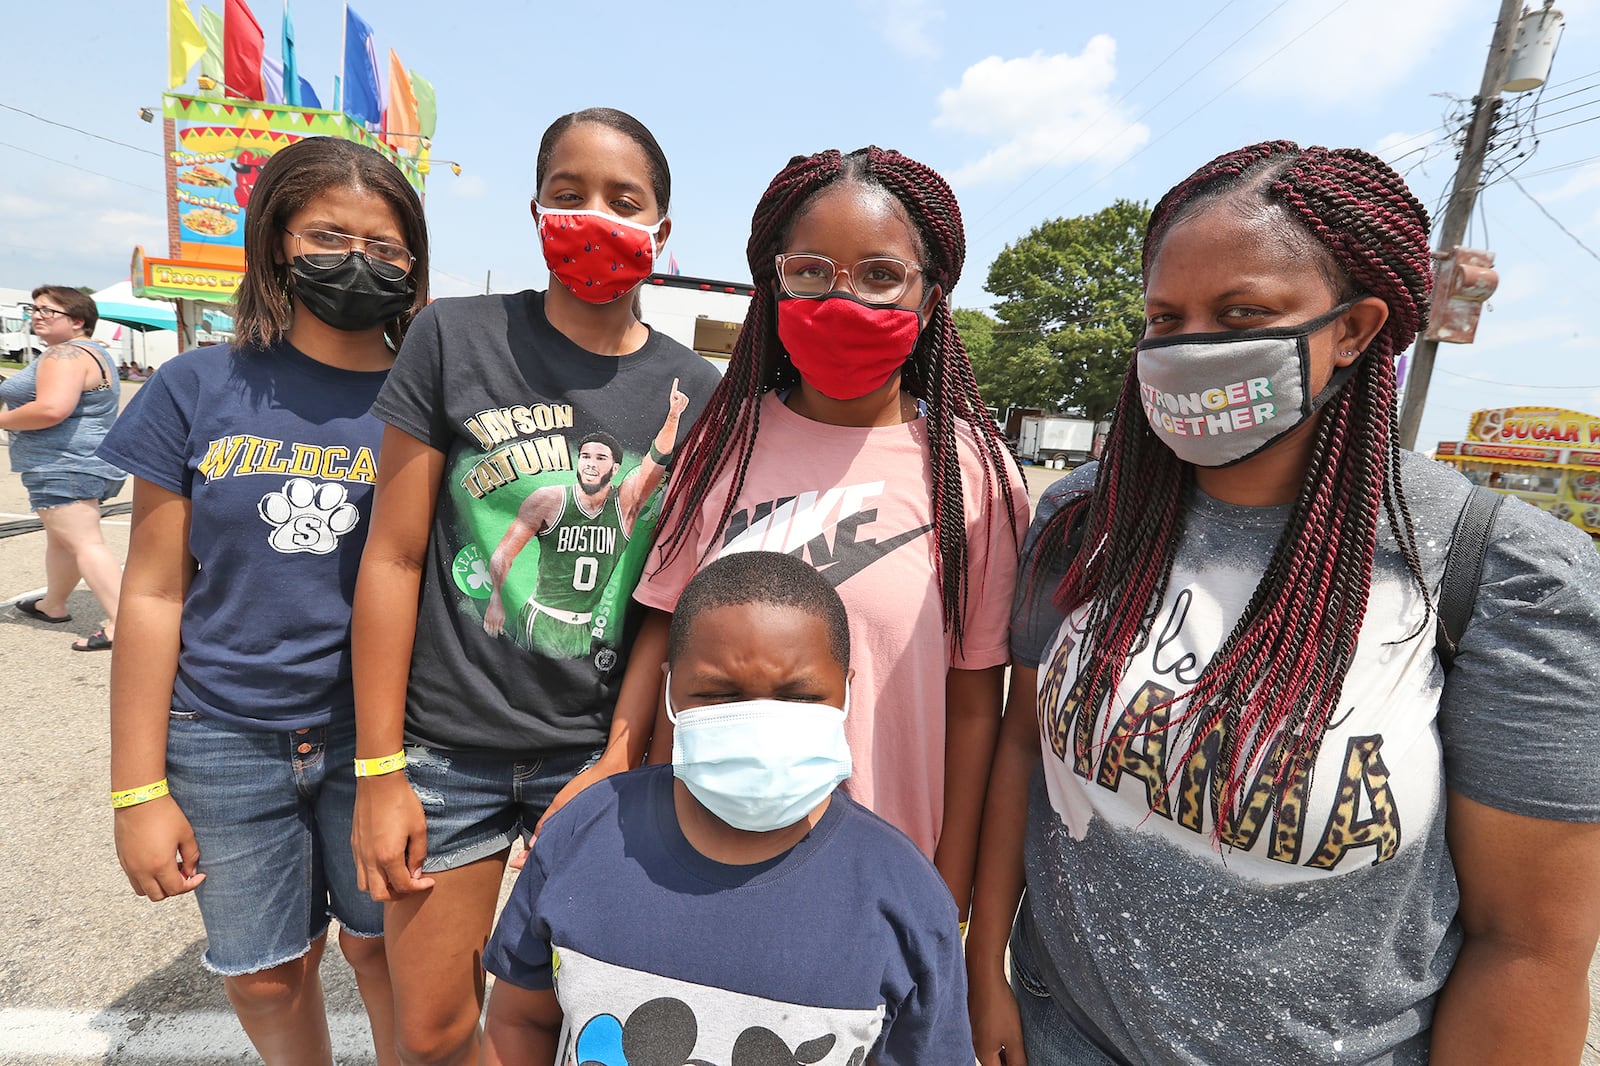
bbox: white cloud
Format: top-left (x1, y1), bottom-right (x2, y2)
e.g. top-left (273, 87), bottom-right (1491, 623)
top-left (936, 38), bottom-right (1150, 186)
top-left (860, 0), bottom-right (944, 58)
top-left (1540, 163), bottom-right (1600, 204)
top-left (1236, 0), bottom-right (1470, 105)
top-left (0, 171), bottom-right (165, 287)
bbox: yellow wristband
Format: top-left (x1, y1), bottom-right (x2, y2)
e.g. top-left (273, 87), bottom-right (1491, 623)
top-left (354, 752), bottom-right (407, 778)
top-left (111, 779), bottom-right (170, 809)
top-left (960, 921), bottom-right (970, 938)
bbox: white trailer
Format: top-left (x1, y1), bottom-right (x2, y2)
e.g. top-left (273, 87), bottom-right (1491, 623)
top-left (637, 274), bottom-right (755, 373)
top-left (1018, 414), bottom-right (1098, 465)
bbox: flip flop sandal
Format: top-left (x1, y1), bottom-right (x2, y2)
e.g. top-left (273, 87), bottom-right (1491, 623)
top-left (72, 628), bottom-right (113, 653)
top-left (16, 598), bottom-right (72, 624)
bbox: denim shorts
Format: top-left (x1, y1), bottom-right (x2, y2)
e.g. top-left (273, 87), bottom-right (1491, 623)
top-left (22, 470), bottom-right (126, 511)
top-left (166, 705), bottom-right (382, 976)
top-left (403, 744), bottom-right (603, 873)
top-left (1010, 911), bottom-right (1126, 1066)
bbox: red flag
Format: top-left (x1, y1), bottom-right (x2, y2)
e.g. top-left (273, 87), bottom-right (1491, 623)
top-left (223, 0), bottom-right (264, 100)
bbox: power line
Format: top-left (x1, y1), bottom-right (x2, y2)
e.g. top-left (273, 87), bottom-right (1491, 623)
top-left (1439, 369), bottom-right (1600, 390)
top-left (1521, 93), bottom-right (1600, 125)
top-left (1506, 173), bottom-right (1600, 264)
top-left (965, 0), bottom-right (1247, 227)
top-left (1027, 0), bottom-right (1357, 226)
top-left (1528, 111), bottom-right (1600, 137)
top-left (1517, 153), bottom-right (1600, 180)
top-left (1525, 77), bottom-right (1600, 107)
top-left (972, 0), bottom-right (1300, 241)
top-left (1542, 66), bottom-right (1600, 90)
top-left (0, 140), bottom-right (163, 194)
top-left (0, 103), bottom-right (161, 158)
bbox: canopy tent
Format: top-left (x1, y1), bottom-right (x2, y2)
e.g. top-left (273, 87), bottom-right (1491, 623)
top-left (91, 280), bottom-right (177, 332)
top-left (88, 280), bottom-right (180, 370)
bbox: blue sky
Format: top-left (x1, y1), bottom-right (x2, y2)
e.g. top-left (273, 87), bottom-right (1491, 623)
top-left (3, 0), bottom-right (1598, 451)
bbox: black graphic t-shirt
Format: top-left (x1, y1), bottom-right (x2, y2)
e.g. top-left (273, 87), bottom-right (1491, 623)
top-left (374, 291), bottom-right (721, 755)
top-left (1009, 453), bottom-right (1600, 1064)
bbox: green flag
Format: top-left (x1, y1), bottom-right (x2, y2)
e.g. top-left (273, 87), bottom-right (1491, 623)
top-left (199, 6), bottom-right (224, 96)
top-left (411, 70), bottom-right (437, 138)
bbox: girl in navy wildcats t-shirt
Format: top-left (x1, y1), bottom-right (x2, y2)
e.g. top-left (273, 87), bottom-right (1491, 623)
top-left (102, 136), bottom-right (431, 1066)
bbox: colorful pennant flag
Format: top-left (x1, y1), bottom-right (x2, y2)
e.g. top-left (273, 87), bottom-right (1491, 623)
top-left (298, 77), bottom-right (321, 109)
top-left (199, 7), bottom-right (224, 95)
top-left (224, 0), bottom-right (266, 101)
top-left (282, 0), bottom-right (301, 107)
top-left (262, 55), bottom-right (286, 104)
top-left (385, 49), bottom-right (421, 153)
top-left (410, 70), bottom-right (437, 139)
top-left (342, 5), bottom-right (382, 126)
top-left (168, 0), bottom-right (206, 89)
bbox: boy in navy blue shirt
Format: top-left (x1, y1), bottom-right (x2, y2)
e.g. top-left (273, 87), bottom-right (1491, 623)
top-left (483, 551), bottom-right (971, 1064)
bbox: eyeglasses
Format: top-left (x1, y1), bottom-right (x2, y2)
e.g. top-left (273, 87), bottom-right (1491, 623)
top-left (22, 304), bottom-right (69, 321)
top-left (288, 228), bottom-right (415, 281)
top-left (774, 254), bottom-right (924, 306)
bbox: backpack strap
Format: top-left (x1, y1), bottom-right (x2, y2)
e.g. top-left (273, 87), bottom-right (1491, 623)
top-left (1436, 486), bottom-right (1505, 671)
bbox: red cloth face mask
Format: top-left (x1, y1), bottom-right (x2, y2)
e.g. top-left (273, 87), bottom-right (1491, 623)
top-left (536, 206), bottom-right (662, 304)
top-left (776, 293), bottom-right (923, 400)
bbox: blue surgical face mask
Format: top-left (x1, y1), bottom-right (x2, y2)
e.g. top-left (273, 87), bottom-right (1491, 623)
top-left (667, 674), bottom-right (853, 834)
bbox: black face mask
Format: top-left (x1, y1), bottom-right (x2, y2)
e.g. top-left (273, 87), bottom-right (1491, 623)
top-left (288, 254), bottom-right (414, 333)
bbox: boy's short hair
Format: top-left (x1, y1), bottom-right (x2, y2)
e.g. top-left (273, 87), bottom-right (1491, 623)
top-left (669, 552), bottom-right (850, 668)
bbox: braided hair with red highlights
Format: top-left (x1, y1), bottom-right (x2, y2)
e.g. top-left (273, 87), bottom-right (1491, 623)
top-left (653, 146), bottom-right (1020, 649)
top-left (1034, 141), bottom-right (1434, 838)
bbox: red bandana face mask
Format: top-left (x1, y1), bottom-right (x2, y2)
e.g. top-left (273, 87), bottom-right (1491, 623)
top-left (775, 293), bottom-right (923, 400)
top-left (536, 206), bottom-right (662, 304)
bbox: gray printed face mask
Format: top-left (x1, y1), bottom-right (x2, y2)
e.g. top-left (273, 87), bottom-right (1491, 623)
top-left (1134, 299), bottom-right (1362, 468)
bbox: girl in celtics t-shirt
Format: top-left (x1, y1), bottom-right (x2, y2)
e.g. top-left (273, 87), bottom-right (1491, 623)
top-left (350, 108), bottom-right (719, 1066)
top-left (968, 143), bottom-right (1600, 1065)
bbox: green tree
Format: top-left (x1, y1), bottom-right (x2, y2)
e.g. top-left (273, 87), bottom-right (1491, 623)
top-left (981, 198), bottom-right (1148, 420)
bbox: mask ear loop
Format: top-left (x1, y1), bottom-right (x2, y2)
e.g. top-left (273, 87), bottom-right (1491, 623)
top-left (664, 671), bottom-right (851, 723)
top-left (534, 203), bottom-right (666, 238)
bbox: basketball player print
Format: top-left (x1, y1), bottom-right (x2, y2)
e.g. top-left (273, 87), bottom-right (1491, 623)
top-left (482, 378), bottom-right (689, 658)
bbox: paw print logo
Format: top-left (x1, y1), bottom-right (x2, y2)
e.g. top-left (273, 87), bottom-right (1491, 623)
top-left (258, 479), bottom-right (359, 555)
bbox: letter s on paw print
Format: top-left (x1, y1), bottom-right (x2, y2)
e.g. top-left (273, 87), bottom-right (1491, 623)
top-left (259, 478), bottom-right (360, 555)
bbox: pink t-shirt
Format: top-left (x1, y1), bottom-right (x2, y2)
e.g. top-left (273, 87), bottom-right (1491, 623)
top-left (636, 393), bottom-right (1028, 856)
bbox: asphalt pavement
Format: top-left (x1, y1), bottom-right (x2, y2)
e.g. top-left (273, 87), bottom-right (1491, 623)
top-left (0, 389), bottom-right (1594, 1063)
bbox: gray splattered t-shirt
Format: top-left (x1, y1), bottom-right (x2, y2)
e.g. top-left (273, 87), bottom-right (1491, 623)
top-left (1010, 452), bottom-right (1600, 1065)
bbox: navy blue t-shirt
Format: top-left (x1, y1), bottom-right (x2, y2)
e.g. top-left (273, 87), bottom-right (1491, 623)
top-left (99, 342), bottom-right (389, 730)
top-left (484, 764), bottom-right (972, 1065)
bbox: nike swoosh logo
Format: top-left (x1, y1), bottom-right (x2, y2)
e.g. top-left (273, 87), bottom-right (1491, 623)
top-left (815, 523), bottom-right (933, 586)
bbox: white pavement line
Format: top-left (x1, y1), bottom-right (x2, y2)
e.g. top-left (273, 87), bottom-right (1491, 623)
top-left (0, 1008), bottom-right (377, 1061)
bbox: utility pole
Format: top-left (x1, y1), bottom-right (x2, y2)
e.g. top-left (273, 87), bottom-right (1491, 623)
top-left (1396, 0), bottom-right (1524, 451)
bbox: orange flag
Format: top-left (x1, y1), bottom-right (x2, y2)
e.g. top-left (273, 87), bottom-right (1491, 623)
top-left (386, 49), bottom-right (421, 154)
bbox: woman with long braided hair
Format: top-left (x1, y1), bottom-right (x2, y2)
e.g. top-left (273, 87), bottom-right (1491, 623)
top-left (967, 141), bottom-right (1600, 1065)
top-left (617, 146), bottom-right (1027, 918)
